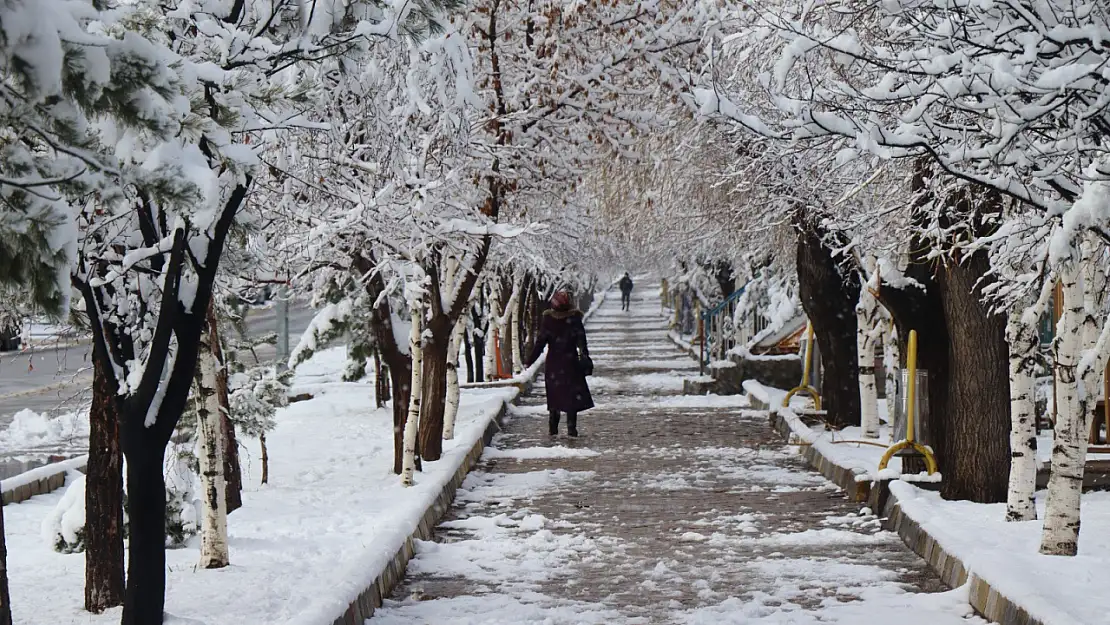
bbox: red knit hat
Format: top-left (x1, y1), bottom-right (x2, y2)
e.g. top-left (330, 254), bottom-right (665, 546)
top-left (551, 291), bottom-right (571, 311)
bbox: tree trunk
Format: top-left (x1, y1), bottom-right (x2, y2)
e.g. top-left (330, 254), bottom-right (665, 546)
top-left (511, 290), bottom-right (524, 375)
top-left (0, 503), bottom-right (11, 625)
top-left (443, 316), bottom-right (466, 440)
top-left (883, 320), bottom-right (900, 443)
top-left (402, 309), bottom-right (423, 486)
top-left (795, 216), bottom-right (861, 428)
top-left (374, 352), bottom-right (386, 409)
top-left (524, 282), bottom-right (540, 359)
top-left (195, 323), bottom-right (230, 569)
top-left (484, 288), bottom-right (500, 381)
top-left (463, 331), bottom-right (475, 384)
top-left (120, 444), bottom-right (167, 625)
top-left (856, 272), bottom-right (882, 438)
top-left (203, 303), bottom-right (241, 515)
top-left (1006, 308), bottom-right (1040, 522)
top-left (1041, 263), bottom-right (1086, 555)
top-left (875, 168), bottom-right (1011, 502)
top-left (934, 251), bottom-right (1011, 503)
top-left (219, 396), bottom-right (242, 515)
top-left (417, 316), bottom-right (451, 462)
top-left (85, 353), bottom-right (125, 612)
top-left (1040, 244), bottom-right (1108, 555)
top-left (260, 432), bottom-right (269, 485)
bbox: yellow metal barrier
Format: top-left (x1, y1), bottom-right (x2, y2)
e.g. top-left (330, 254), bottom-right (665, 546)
top-left (878, 329), bottom-right (938, 474)
top-left (783, 322), bottom-right (822, 411)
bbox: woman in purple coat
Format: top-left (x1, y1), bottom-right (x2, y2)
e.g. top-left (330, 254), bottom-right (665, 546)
top-left (527, 291), bottom-right (594, 437)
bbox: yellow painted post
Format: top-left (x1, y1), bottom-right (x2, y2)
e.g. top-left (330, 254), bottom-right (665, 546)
top-left (783, 322), bottom-right (821, 411)
top-left (801, 322), bottom-right (814, 385)
top-left (878, 329), bottom-right (938, 474)
top-left (905, 330), bottom-right (918, 443)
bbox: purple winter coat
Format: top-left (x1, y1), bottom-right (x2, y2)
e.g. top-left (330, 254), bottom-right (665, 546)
top-left (527, 309), bottom-right (595, 414)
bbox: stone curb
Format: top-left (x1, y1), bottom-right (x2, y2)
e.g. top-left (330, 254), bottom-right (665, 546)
top-left (2, 457), bottom-right (87, 506)
top-left (2, 468), bottom-right (72, 505)
top-left (329, 390), bottom-right (525, 625)
top-left (760, 391), bottom-right (1044, 625)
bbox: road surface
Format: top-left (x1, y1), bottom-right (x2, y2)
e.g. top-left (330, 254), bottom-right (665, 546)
top-left (0, 304), bottom-right (318, 429)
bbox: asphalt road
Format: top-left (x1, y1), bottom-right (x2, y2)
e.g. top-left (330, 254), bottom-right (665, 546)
top-left (0, 304), bottom-right (317, 430)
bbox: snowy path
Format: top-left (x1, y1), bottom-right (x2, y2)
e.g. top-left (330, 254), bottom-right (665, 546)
top-left (369, 287), bottom-right (988, 625)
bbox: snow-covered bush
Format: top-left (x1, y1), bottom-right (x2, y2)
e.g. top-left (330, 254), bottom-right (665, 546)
top-left (229, 366), bottom-right (289, 439)
top-left (42, 460), bottom-right (201, 553)
top-left (163, 458), bottom-right (201, 549)
top-left (41, 474), bottom-right (87, 553)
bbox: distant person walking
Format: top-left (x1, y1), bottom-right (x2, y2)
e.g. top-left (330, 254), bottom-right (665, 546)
top-left (527, 291), bottom-right (594, 437)
top-left (619, 272), bottom-right (634, 311)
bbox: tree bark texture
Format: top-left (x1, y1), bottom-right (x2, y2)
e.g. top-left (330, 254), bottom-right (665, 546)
top-left (1041, 264), bottom-right (1086, 554)
top-left (484, 287), bottom-right (500, 381)
top-left (85, 352), bottom-right (125, 612)
top-left (205, 304), bottom-right (242, 515)
top-left (856, 272), bottom-right (883, 439)
top-left (374, 352), bottom-right (387, 409)
top-left (0, 502), bottom-right (12, 625)
top-left (401, 309), bottom-right (423, 486)
top-left (416, 316), bottom-right (451, 462)
top-left (389, 358), bottom-right (412, 475)
top-left (120, 445), bottom-right (167, 625)
top-left (883, 320), bottom-right (900, 443)
top-left (463, 332), bottom-right (475, 384)
top-left (935, 253), bottom-right (1012, 502)
top-left (260, 432), bottom-right (270, 485)
top-left (1040, 245), bottom-right (1108, 555)
top-left (1006, 308), bottom-right (1040, 522)
top-left (443, 317), bottom-right (466, 441)
top-left (794, 216), bottom-right (861, 429)
top-left (195, 326), bottom-right (230, 569)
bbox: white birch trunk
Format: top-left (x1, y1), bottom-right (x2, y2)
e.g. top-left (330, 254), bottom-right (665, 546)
top-left (195, 334), bottom-right (229, 568)
top-left (484, 288), bottom-right (500, 381)
top-left (443, 315), bottom-right (466, 441)
top-left (1006, 308), bottom-right (1041, 522)
top-left (401, 308), bottom-right (423, 487)
top-left (883, 319), bottom-right (900, 443)
top-left (1041, 260), bottom-right (1091, 555)
top-left (856, 274), bottom-right (882, 439)
top-left (510, 295), bottom-right (523, 375)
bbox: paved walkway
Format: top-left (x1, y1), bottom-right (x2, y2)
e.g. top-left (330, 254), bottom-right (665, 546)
top-left (369, 286), bottom-right (986, 624)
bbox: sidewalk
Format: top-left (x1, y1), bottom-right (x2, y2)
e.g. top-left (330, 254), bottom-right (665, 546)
top-left (368, 288), bottom-right (986, 624)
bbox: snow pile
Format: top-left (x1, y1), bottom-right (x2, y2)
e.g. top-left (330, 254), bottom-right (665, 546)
top-left (41, 459), bottom-right (202, 554)
top-left (40, 474), bottom-right (86, 553)
top-left (0, 409), bottom-right (88, 452)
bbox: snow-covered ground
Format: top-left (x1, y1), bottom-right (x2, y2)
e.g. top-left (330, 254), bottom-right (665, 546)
top-left (891, 484), bottom-right (1110, 625)
top-left (3, 346), bottom-right (523, 625)
top-left (368, 287), bottom-right (986, 625)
